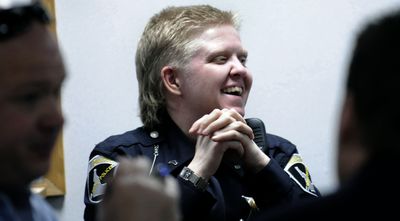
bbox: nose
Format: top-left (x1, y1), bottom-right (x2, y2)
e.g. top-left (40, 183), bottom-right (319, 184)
top-left (228, 56), bottom-right (253, 90)
top-left (229, 56), bottom-right (248, 77)
top-left (38, 98), bottom-right (64, 134)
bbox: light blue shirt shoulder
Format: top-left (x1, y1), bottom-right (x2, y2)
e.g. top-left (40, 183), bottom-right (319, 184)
top-left (30, 193), bottom-right (58, 221)
top-left (0, 191), bottom-right (58, 221)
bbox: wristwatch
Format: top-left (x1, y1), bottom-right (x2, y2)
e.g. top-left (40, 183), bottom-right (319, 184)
top-left (179, 167), bottom-right (209, 191)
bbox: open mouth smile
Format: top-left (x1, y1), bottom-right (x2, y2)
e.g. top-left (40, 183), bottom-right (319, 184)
top-left (221, 86), bottom-right (243, 96)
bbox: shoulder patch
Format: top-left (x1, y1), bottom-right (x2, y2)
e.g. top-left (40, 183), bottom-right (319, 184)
top-left (284, 153), bottom-right (318, 196)
top-left (86, 155), bottom-right (119, 203)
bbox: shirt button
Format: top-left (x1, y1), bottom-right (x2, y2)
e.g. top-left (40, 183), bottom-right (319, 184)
top-left (168, 160), bottom-right (178, 166)
top-left (150, 131), bottom-right (159, 138)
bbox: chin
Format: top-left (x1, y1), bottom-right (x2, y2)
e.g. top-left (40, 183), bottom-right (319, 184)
top-left (231, 107), bottom-right (245, 116)
top-left (28, 160), bottom-right (51, 181)
top-left (218, 102), bottom-right (246, 116)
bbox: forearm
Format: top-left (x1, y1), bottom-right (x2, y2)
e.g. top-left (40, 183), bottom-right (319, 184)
top-left (177, 176), bottom-right (216, 220)
top-left (244, 159), bottom-right (298, 208)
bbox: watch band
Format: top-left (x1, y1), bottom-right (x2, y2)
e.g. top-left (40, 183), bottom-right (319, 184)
top-left (179, 167), bottom-right (209, 191)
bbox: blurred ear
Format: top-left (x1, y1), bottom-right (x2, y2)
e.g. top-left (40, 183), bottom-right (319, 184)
top-left (339, 94), bottom-right (356, 144)
top-left (337, 93), bottom-right (367, 184)
top-left (161, 66), bottom-right (181, 95)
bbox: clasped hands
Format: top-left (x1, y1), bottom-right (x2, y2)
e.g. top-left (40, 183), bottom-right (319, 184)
top-left (187, 108), bottom-right (270, 180)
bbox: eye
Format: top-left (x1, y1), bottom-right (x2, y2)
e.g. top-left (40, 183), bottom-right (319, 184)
top-left (52, 87), bottom-right (61, 98)
top-left (239, 56), bottom-right (247, 66)
top-left (15, 92), bottom-right (42, 107)
top-left (212, 56), bottom-right (228, 64)
top-left (11, 87), bottom-right (49, 109)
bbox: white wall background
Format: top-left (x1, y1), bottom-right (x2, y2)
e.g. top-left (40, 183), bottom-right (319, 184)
top-left (52, 1), bottom-right (400, 220)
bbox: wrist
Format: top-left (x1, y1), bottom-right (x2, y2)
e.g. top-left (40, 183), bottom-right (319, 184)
top-left (246, 149), bottom-right (270, 173)
top-left (179, 167), bottom-right (209, 191)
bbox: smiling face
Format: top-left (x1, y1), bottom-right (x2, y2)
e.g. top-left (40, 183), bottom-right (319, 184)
top-left (0, 23), bottom-right (66, 187)
top-left (178, 25), bottom-right (252, 121)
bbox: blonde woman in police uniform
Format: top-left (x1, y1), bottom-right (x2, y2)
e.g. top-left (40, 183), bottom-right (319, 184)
top-left (84, 5), bottom-right (319, 221)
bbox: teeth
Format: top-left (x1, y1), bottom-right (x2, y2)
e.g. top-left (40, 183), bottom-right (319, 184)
top-left (222, 86), bottom-right (243, 95)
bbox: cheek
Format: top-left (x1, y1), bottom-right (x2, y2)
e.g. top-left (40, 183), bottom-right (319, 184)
top-left (0, 111), bottom-right (34, 144)
top-left (0, 117), bottom-right (29, 170)
top-left (182, 73), bottom-right (214, 94)
top-left (246, 72), bottom-right (253, 90)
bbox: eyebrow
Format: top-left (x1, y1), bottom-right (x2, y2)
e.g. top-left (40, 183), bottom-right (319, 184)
top-left (205, 48), bottom-right (248, 58)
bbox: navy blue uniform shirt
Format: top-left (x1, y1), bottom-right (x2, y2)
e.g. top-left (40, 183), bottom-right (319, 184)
top-left (84, 117), bottom-right (319, 221)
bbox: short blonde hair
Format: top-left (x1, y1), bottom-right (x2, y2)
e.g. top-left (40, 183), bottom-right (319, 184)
top-left (135, 5), bottom-right (239, 129)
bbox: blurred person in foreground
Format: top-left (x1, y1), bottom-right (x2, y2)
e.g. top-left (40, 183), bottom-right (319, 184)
top-left (0, 1), bottom-right (178, 221)
top-left (84, 4), bottom-right (319, 221)
top-left (251, 8), bottom-right (400, 221)
top-left (0, 1), bottom-right (64, 220)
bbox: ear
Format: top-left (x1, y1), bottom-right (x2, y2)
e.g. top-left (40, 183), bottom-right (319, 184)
top-left (339, 94), bottom-right (354, 142)
top-left (161, 66), bottom-right (181, 95)
top-left (338, 93), bottom-right (360, 147)
top-left (337, 93), bottom-right (367, 184)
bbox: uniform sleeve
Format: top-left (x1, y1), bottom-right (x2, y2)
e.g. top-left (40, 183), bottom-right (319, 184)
top-left (245, 134), bottom-right (320, 210)
top-left (245, 158), bottom-right (319, 210)
top-left (176, 176), bottom-right (217, 221)
top-left (84, 153), bottom-right (119, 221)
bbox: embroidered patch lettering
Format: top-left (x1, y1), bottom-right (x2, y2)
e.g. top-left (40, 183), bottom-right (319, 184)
top-left (86, 155), bottom-right (119, 203)
top-left (284, 153), bottom-right (318, 196)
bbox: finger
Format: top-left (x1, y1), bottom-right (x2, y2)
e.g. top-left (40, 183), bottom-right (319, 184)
top-left (117, 172), bottom-right (164, 192)
top-left (189, 109), bottom-right (222, 134)
top-left (211, 130), bottom-right (253, 150)
top-left (202, 114), bottom-right (236, 135)
top-left (202, 109), bottom-right (246, 135)
top-left (115, 157), bottom-right (151, 177)
top-left (222, 140), bottom-right (245, 157)
top-left (164, 176), bottom-right (180, 200)
top-left (225, 108), bottom-right (246, 123)
top-left (188, 114), bottom-right (210, 134)
top-left (211, 121), bottom-right (254, 140)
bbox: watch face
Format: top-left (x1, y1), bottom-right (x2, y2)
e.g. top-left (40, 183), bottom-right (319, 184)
top-left (180, 167), bottom-right (209, 191)
top-left (181, 168), bottom-right (193, 180)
